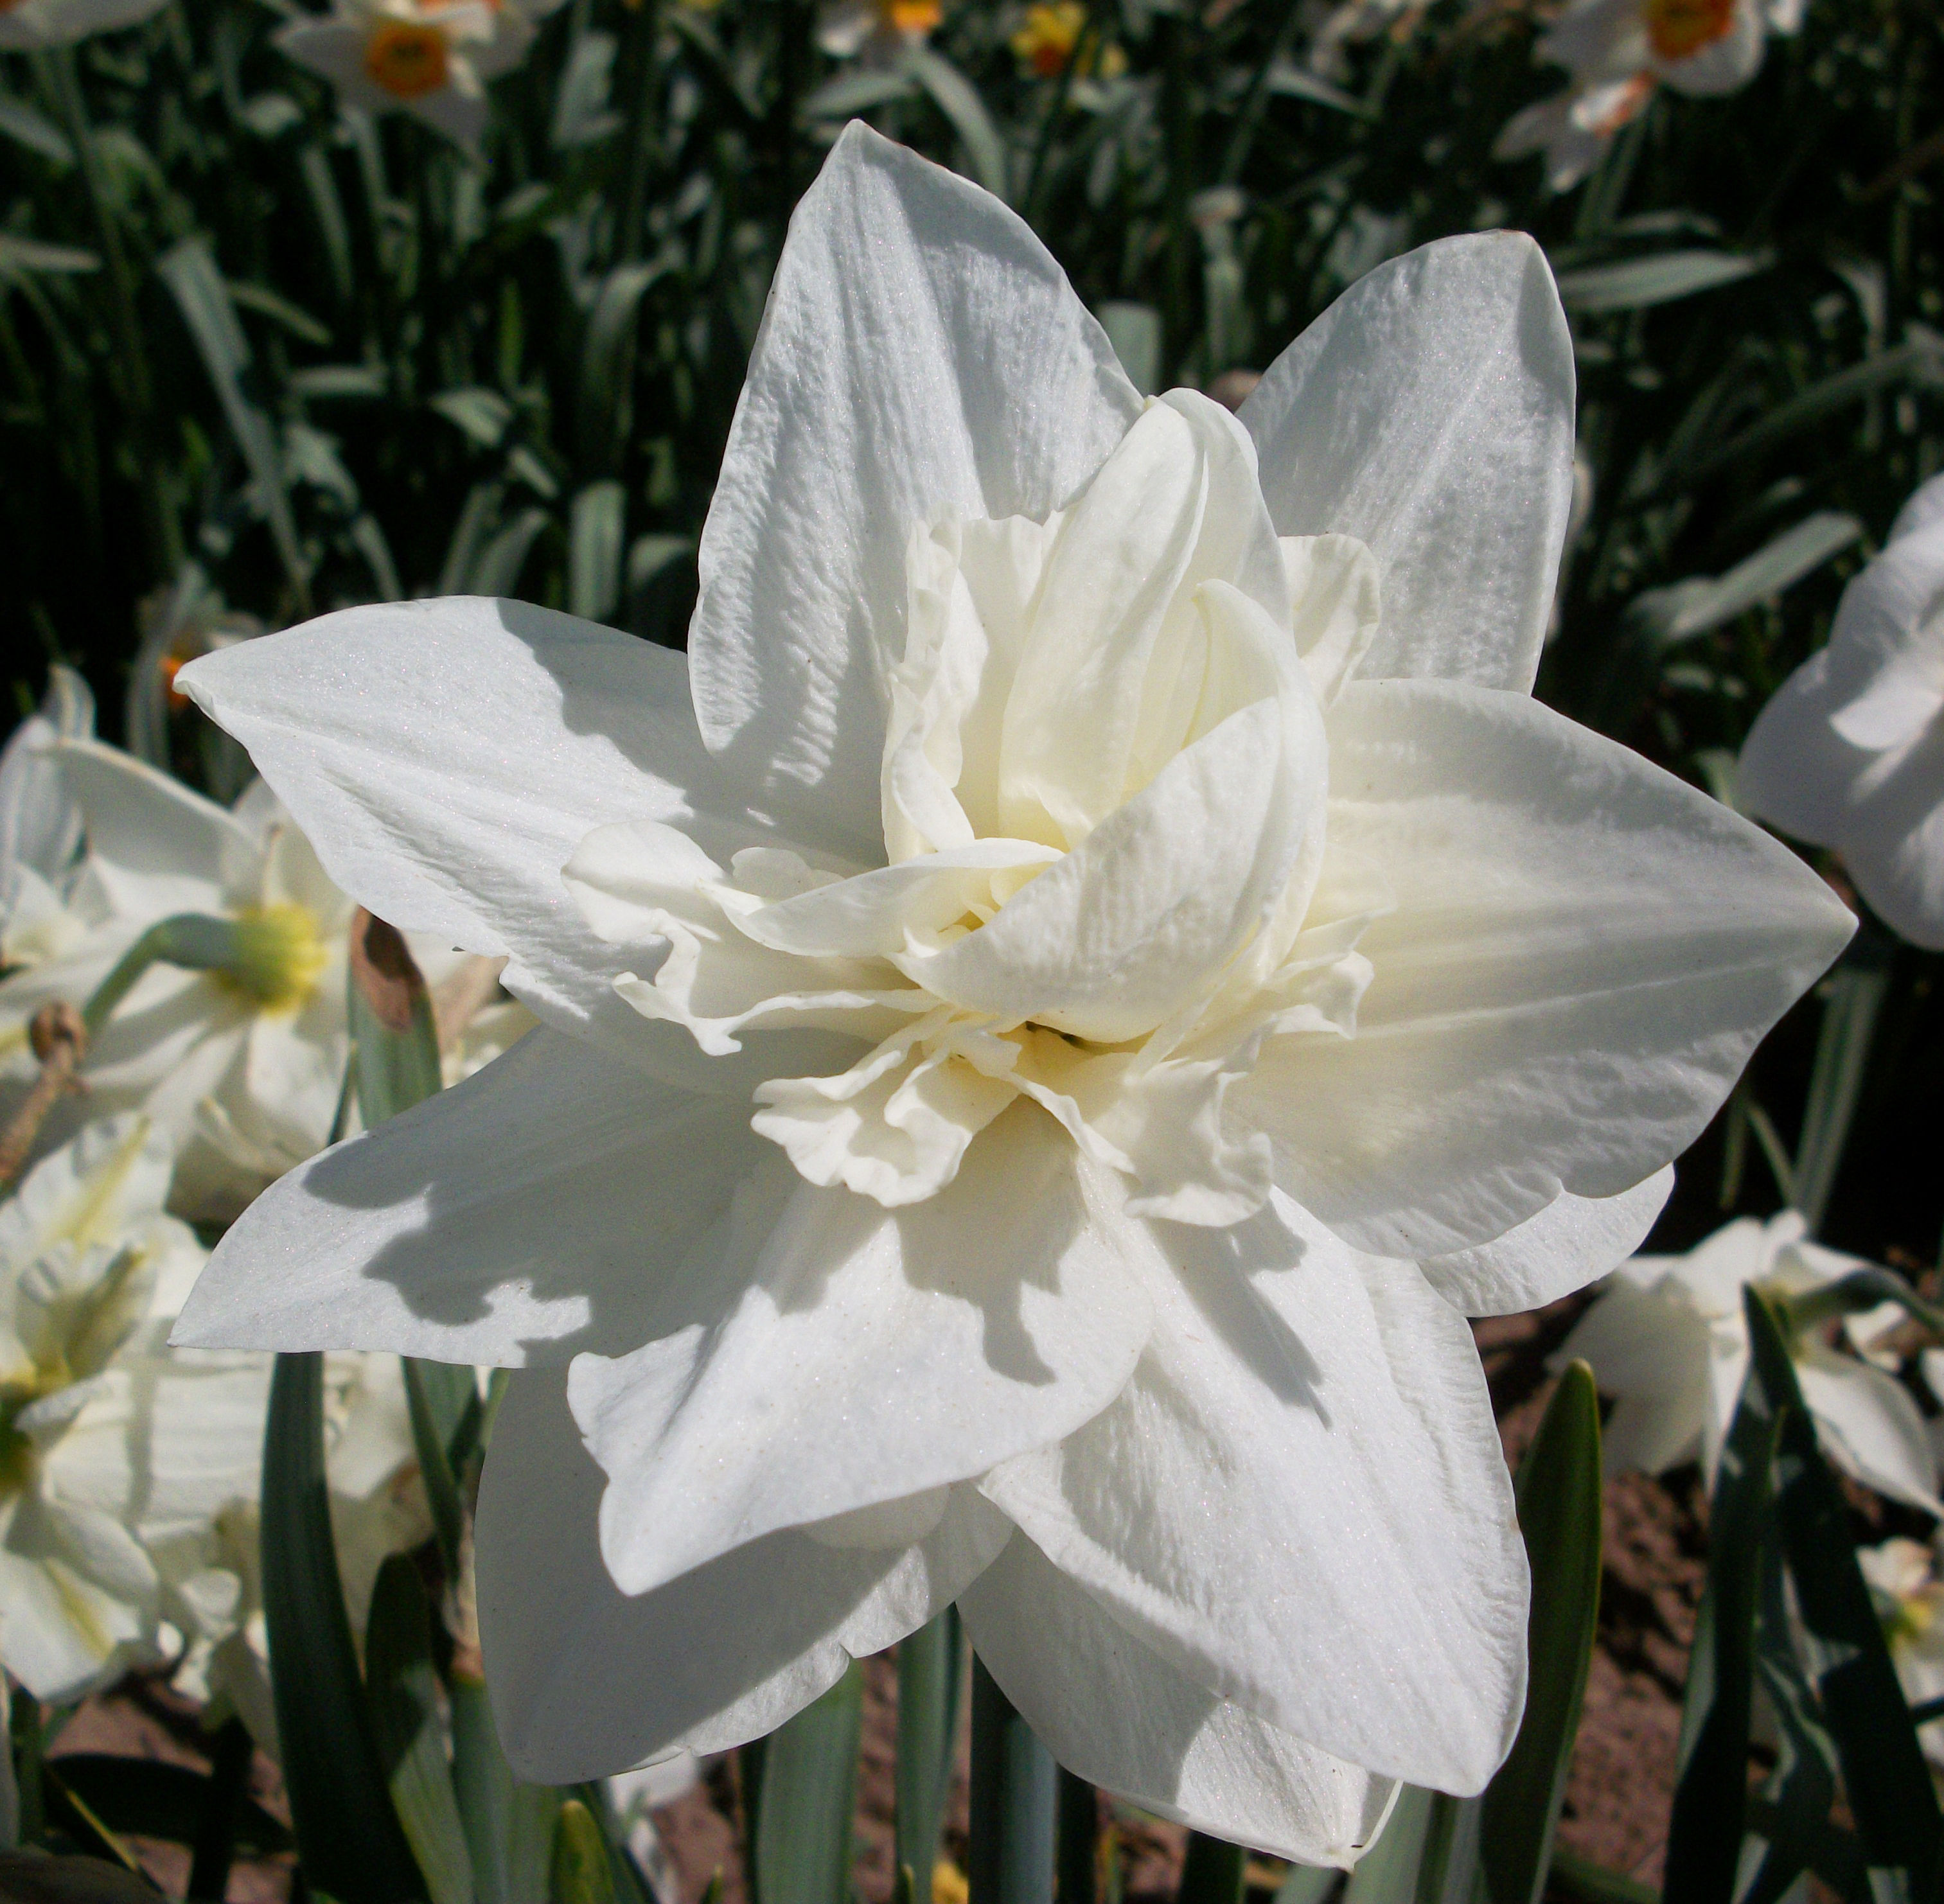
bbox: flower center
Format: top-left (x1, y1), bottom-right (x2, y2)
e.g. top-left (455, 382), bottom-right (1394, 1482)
top-left (1643, 0), bottom-right (1735, 60)
top-left (1011, 1), bottom-right (1084, 74)
top-left (363, 19), bottom-right (451, 97)
top-left (222, 904), bottom-right (330, 1013)
top-left (881, 0), bottom-right (942, 31)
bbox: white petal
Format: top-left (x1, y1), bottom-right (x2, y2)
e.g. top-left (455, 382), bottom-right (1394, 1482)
top-left (1418, 1167), bottom-right (1674, 1316)
top-left (54, 738), bottom-right (252, 919)
top-left (1239, 234), bottom-right (1575, 694)
top-left (1241, 678), bottom-right (1854, 1256)
top-left (1553, 1278), bottom-right (1711, 1477)
top-left (0, 1533), bottom-right (151, 1702)
top-left (570, 1106), bottom-right (1150, 1595)
top-left (1736, 651), bottom-right (1861, 851)
top-left (171, 1027), bottom-right (769, 1365)
top-left (475, 1366), bottom-right (1009, 1781)
top-left (1798, 1349), bottom-right (1944, 1517)
top-left (1843, 768), bottom-right (1944, 951)
top-left (982, 1195), bottom-right (1526, 1792)
top-left (687, 123), bottom-right (1142, 851)
top-left (959, 1530), bottom-right (1397, 1867)
top-left (176, 597), bottom-right (825, 1092)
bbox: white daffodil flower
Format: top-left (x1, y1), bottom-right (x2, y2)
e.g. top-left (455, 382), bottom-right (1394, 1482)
top-left (172, 1350), bottom-right (434, 1755)
top-left (0, 1115), bottom-right (267, 1702)
top-left (1860, 1537), bottom-right (1944, 1775)
top-left (1740, 473), bottom-right (1944, 951)
top-left (1495, 0), bottom-right (1799, 191)
top-left (169, 127), bottom-right (1849, 1861)
top-left (0, 0), bottom-right (170, 49)
top-left (1557, 1211), bottom-right (1942, 1515)
top-left (275, 0), bottom-right (539, 150)
top-left (0, 667), bottom-right (93, 972)
top-left (0, 737), bottom-right (464, 1221)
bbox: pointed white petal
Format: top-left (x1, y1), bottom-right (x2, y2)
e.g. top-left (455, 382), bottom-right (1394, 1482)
top-left (1798, 1349), bottom-right (1944, 1517)
top-left (1239, 234), bottom-right (1575, 694)
top-left (1242, 678), bottom-right (1854, 1256)
top-left (980, 1195), bottom-right (1524, 1793)
top-left (571, 1108), bottom-right (1150, 1594)
top-left (1736, 649), bottom-right (1867, 849)
top-left (171, 1027), bottom-right (768, 1365)
top-left (1552, 1277), bottom-right (1711, 1477)
top-left (688, 122), bottom-right (1142, 852)
top-left (175, 597), bottom-right (828, 1089)
top-left (1418, 1167), bottom-right (1674, 1316)
top-left (959, 1531), bottom-right (1397, 1867)
top-left (475, 1367), bottom-right (1009, 1782)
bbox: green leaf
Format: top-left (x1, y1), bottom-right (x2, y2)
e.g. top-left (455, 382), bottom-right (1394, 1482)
top-left (0, 94), bottom-right (73, 166)
top-left (47, 1751), bottom-right (288, 1856)
top-left (451, 1675), bottom-right (562, 1904)
top-left (1743, 1289), bottom-right (1944, 1888)
top-left (1480, 1362), bottom-right (1604, 1904)
top-left (472, 507), bottom-right (551, 597)
top-left (904, 48), bottom-right (1011, 201)
top-left (1056, 1770), bottom-right (1096, 1904)
top-left (431, 388), bottom-right (516, 449)
top-left (569, 481), bottom-right (626, 624)
top-left (1792, 936), bottom-right (1893, 1233)
top-left (1177, 1835), bottom-right (1246, 1904)
top-left (0, 1851), bottom-right (157, 1902)
top-left (897, 1610), bottom-right (962, 1888)
top-left (1272, 1862), bottom-right (1343, 1904)
top-left (226, 279), bottom-right (331, 346)
top-left (260, 1352), bottom-right (426, 1903)
top-left (290, 364), bottom-right (388, 399)
top-left (1661, 1318), bottom-right (1782, 1904)
top-left (1554, 249), bottom-right (1772, 313)
top-left (751, 1662), bottom-right (865, 1904)
top-left (576, 262), bottom-right (663, 473)
top-left (367, 1556), bottom-right (477, 1904)
top-left (802, 69), bottom-right (915, 117)
top-left (551, 1799), bottom-right (618, 1904)
top-left (1341, 1783), bottom-right (1434, 1904)
top-left (967, 1656), bottom-right (1055, 1904)
top-left (155, 236), bottom-right (306, 604)
top-left (403, 1357), bottom-right (466, 1575)
top-left (1627, 511), bottom-right (1864, 650)
top-left (0, 234), bottom-right (98, 276)
top-left (1546, 1853), bottom-right (1654, 1904)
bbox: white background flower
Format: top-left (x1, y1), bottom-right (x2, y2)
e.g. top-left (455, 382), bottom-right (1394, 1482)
top-left (1557, 1210), bottom-right (1943, 1514)
top-left (0, 1115), bottom-right (267, 1702)
top-left (0, 738), bottom-right (463, 1219)
top-left (170, 126), bottom-right (1848, 1859)
top-left (1739, 473), bottom-right (1944, 949)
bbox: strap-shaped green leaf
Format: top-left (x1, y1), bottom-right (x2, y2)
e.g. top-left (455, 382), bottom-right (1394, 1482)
top-left (1742, 1289), bottom-right (1943, 1890)
top-left (897, 1610), bottom-right (963, 1888)
top-left (751, 1662), bottom-right (865, 1904)
top-left (261, 1352), bottom-right (426, 1903)
top-left (1177, 1834), bottom-right (1246, 1904)
top-left (1343, 1783), bottom-right (1434, 1904)
top-left (1480, 1362), bottom-right (1605, 1904)
top-left (550, 1799), bottom-right (619, 1904)
top-left (1056, 1768), bottom-right (1097, 1904)
top-left (968, 1656), bottom-right (1055, 1904)
top-left (367, 1555), bottom-right (477, 1904)
top-left (1662, 1316), bottom-right (1781, 1904)
top-left (450, 1675), bottom-right (562, 1904)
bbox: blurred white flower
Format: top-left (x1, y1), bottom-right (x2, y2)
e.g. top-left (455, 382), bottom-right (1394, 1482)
top-left (0, 0), bottom-right (170, 49)
top-left (1740, 473), bottom-right (1944, 951)
top-left (1557, 1211), bottom-right (1943, 1514)
top-left (173, 127), bottom-right (1846, 1860)
top-left (815, 0), bottom-right (941, 63)
top-left (1860, 1535), bottom-right (1944, 1773)
top-left (172, 1350), bottom-right (434, 1754)
top-left (275, 0), bottom-right (540, 149)
top-left (1496, 0), bottom-right (1800, 190)
top-left (0, 666), bottom-right (93, 973)
top-left (0, 1115), bottom-right (267, 1702)
top-left (0, 738), bottom-right (463, 1220)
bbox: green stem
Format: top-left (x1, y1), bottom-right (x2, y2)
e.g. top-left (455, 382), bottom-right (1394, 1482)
top-left (43, 46), bottom-right (180, 580)
top-left (1792, 939), bottom-right (1893, 1234)
top-left (1176, 1837), bottom-right (1244, 1904)
top-left (1056, 1770), bottom-right (1097, 1904)
top-left (968, 1656), bottom-right (1055, 1904)
top-left (81, 913), bottom-right (239, 1041)
top-left (187, 1716), bottom-right (254, 1901)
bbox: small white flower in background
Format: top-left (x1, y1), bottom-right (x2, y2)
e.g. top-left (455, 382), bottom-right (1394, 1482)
top-left (1557, 1211), bottom-right (1943, 1515)
top-left (171, 126), bottom-right (1848, 1861)
top-left (1495, 0), bottom-right (1801, 190)
top-left (1740, 473), bottom-right (1944, 951)
top-left (0, 666), bottom-right (93, 973)
top-left (1861, 1536), bottom-right (1944, 1773)
top-left (171, 1352), bottom-right (435, 1755)
top-left (606, 1750), bottom-right (700, 1902)
top-left (815, 0), bottom-right (941, 64)
top-left (275, 0), bottom-right (542, 150)
top-left (0, 1115), bottom-right (267, 1702)
top-left (0, 737), bottom-right (468, 1221)
top-left (0, 0), bottom-right (170, 50)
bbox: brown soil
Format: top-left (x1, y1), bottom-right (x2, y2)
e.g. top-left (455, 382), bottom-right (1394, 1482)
top-left (49, 1290), bottom-right (1701, 1903)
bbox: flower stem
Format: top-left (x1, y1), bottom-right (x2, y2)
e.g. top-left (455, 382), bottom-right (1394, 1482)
top-left (968, 1655), bottom-right (1056, 1904)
